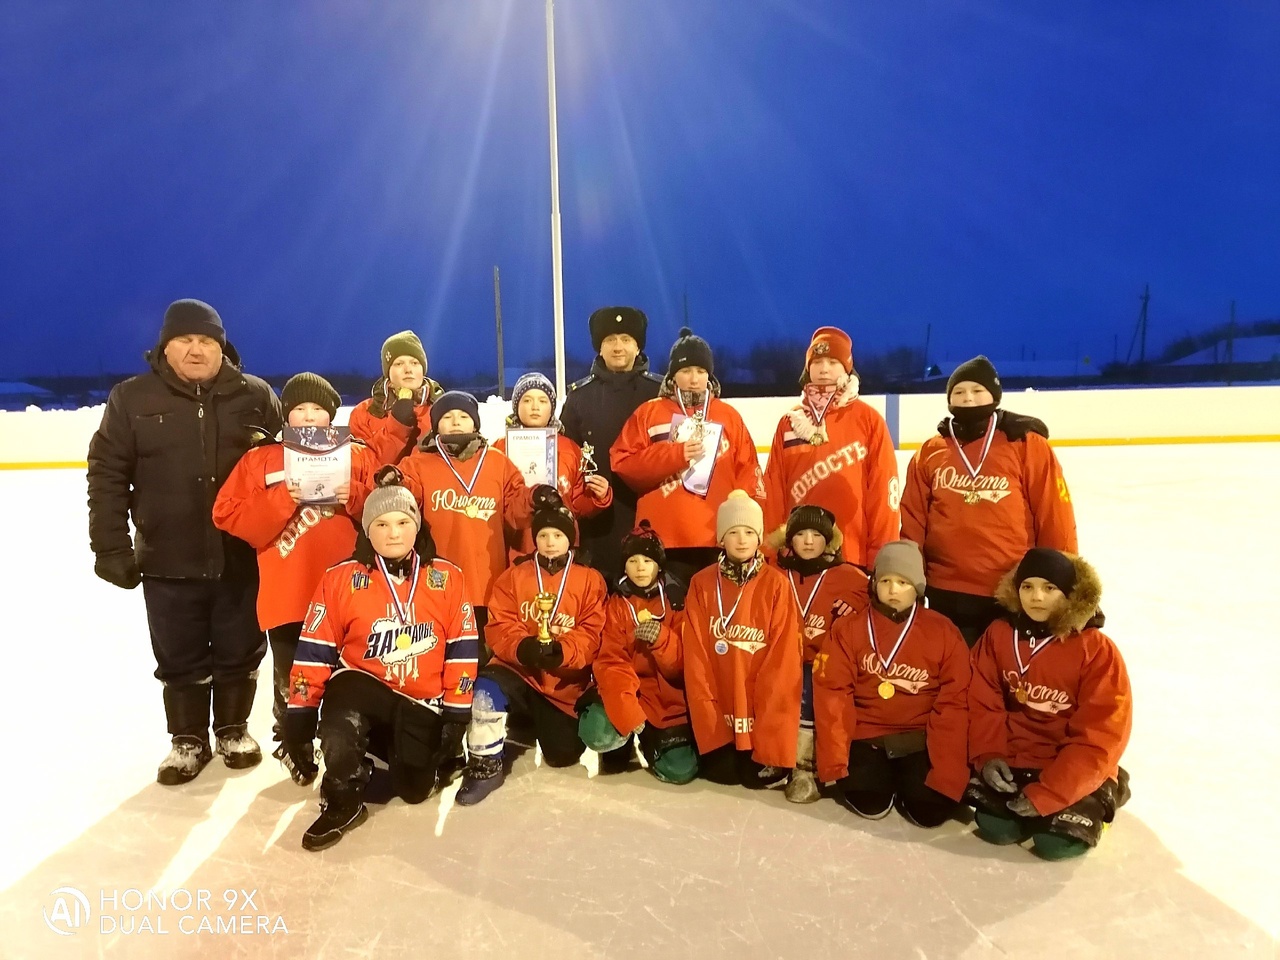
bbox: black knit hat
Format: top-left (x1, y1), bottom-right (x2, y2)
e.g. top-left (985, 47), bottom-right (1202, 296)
top-left (159, 299), bottom-right (226, 349)
top-left (946, 355), bottom-right (1002, 405)
top-left (531, 486), bottom-right (577, 545)
top-left (589, 306), bottom-right (648, 352)
top-left (667, 327), bottom-right (714, 379)
top-left (381, 330), bottom-right (428, 378)
top-left (282, 373), bottom-right (341, 421)
top-left (1014, 548), bottom-right (1077, 596)
top-left (785, 504), bottom-right (836, 546)
top-left (621, 520), bottom-right (666, 569)
top-left (430, 390), bottom-right (480, 434)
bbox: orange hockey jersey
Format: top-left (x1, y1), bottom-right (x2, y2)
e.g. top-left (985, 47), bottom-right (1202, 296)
top-left (593, 588), bottom-right (688, 735)
top-left (762, 387), bottom-right (900, 570)
top-left (348, 397), bottom-right (434, 465)
top-left (485, 553), bottom-right (609, 716)
top-left (610, 395), bottom-right (765, 550)
top-left (814, 603), bottom-right (971, 799)
top-left (901, 426), bottom-right (1077, 596)
top-left (493, 430), bottom-right (612, 558)
top-left (286, 555), bottom-right (479, 721)
top-left (681, 559), bottom-right (802, 767)
top-left (969, 618), bottom-right (1131, 816)
top-left (776, 562), bottom-right (871, 662)
top-left (212, 440), bottom-right (379, 629)
top-left (395, 440), bottom-right (534, 605)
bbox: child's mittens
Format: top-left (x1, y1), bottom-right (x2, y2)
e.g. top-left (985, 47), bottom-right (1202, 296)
top-left (517, 636), bottom-right (565, 670)
top-left (390, 395), bottom-right (417, 426)
top-left (982, 758), bottom-right (1018, 794)
top-left (634, 619), bottom-right (662, 645)
top-left (1006, 794), bottom-right (1038, 818)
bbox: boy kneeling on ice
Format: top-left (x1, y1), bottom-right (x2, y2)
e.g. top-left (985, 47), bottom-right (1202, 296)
top-left (579, 522), bottom-right (697, 784)
top-left (815, 540), bottom-right (970, 826)
top-left (966, 548), bottom-right (1132, 860)
top-left (456, 488), bottom-right (608, 804)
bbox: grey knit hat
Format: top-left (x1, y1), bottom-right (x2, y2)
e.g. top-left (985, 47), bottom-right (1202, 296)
top-left (873, 540), bottom-right (926, 596)
top-left (361, 484), bottom-right (421, 537)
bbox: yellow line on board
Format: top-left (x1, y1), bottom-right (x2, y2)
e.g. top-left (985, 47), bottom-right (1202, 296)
top-left (3, 433), bottom-right (1279, 470)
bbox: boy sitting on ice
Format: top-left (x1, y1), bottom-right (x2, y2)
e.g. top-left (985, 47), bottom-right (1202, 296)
top-left (966, 548), bottom-right (1132, 860)
top-left (579, 522), bottom-right (697, 784)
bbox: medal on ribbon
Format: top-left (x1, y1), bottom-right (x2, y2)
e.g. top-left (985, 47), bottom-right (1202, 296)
top-left (376, 552), bottom-right (422, 649)
top-left (1011, 629), bottom-right (1056, 704)
top-left (628, 581), bottom-right (668, 625)
top-left (438, 444), bottom-right (488, 519)
top-left (533, 550), bottom-right (575, 637)
top-left (867, 605), bottom-right (917, 699)
top-left (947, 413), bottom-right (998, 505)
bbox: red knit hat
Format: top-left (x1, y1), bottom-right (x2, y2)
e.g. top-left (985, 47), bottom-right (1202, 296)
top-left (804, 326), bottom-right (854, 375)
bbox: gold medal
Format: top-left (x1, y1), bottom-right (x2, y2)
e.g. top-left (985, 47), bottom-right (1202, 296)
top-left (396, 633), bottom-right (412, 650)
top-left (877, 681), bottom-right (895, 700)
top-left (809, 431), bottom-right (826, 446)
top-left (637, 609), bottom-right (653, 623)
top-left (396, 387), bottom-right (413, 401)
top-left (964, 491), bottom-right (980, 505)
top-left (465, 502), bottom-right (479, 518)
top-left (1015, 687), bottom-right (1028, 704)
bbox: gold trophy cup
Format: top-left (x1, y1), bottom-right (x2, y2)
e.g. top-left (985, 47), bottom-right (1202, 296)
top-left (534, 591), bottom-right (557, 647)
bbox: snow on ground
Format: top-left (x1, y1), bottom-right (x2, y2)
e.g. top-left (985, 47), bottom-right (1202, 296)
top-left (0, 445), bottom-right (1277, 958)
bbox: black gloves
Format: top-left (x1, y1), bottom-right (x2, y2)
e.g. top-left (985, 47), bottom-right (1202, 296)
top-left (374, 464), bottom-right (404, 487)
top-left (516, 636), bottom-right (564, 670)
top-left (282, 710), bottom-right (319, 785)
top-left (94, 553), bottom-right (141, 590)
top-left (390, 396), bottom-right (417, 427)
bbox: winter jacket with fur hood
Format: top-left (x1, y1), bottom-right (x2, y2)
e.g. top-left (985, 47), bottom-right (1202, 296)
top-left (968, 554), bottom-right (1132, 816)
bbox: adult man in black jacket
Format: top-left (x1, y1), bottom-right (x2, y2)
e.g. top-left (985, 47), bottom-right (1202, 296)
top-left (88, 299), bottom-right (282, 785)
top-left (560, 306), bottom-right (662, 583)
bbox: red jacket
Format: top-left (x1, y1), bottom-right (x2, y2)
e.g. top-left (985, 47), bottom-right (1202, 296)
top-left (901, 423), bottom-right (1077, 596)
top-left (348, 397), bottom-right (434, 465)
top-left (594, 589), bottom-right (688, 734)
top-left (681, 559), bottom-right (802, 767)
top-left (493, 430), bottom-right (613, 558)
top-left (394, 440), bottom-right (534, 605)
top-left (485, 554), bottom-right (608, 716)
top-left (286, 556), bottom-right (479, 722)
top-left (610, 395), bottom-right (765, 550)
top-left (814, 603), bottom-right (971, 799)
top-left (762, 385), bottom-right (900, 570)
top-left (212, 441), bottom-right (378, 629)
top-left (775, 562), bottom-right (870, 662)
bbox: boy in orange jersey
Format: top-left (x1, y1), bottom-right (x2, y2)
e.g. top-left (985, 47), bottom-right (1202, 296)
top-left (814, 541), bottom-right (970, 826)
top-left (282, 479), bottom-right (480, 850)
top-left (455, 489), bottom-right (609, 805)
top-left (682, 490), bottom-right (801, 789)
top-left (765, 504), bottom-right (870, 803)
top-left (391, 391), bottom-right (533, 652)
top-left (213, 373), bottom-right (380, 777)
top-left (901, 356), bottom-right (1077, 646)
top-left (579, 522), bottom-right (697, 784)
top-left (610, 328), bottom-right (765, 588)
top-left (348, 331), bottom-right (445, 464)
top-left (492, 372), bottom-right (612, 559)
top-left (966, 548), bottom-right (1132, 860)
top-left (762, 327), bottom-right (900, 571)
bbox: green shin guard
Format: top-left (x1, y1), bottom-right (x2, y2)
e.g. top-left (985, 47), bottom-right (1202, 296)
top-left (578, 702), bottom-right (629, 753)
top-left (1031, 833), bottom-right (1091, 861)
top-left (650, 744), bottom-right (698, 784)
top-left (974, 810), bottom-right (1031, 846)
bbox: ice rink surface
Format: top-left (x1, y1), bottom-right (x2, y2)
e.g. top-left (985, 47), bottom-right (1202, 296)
top-left (1, 444), bottom-right (1277, 959)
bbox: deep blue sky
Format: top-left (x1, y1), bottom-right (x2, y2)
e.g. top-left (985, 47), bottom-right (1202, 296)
top-left (2, 1), bottom-right (1278, 379)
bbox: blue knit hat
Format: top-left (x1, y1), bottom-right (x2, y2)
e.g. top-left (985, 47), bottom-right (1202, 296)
top-left (430, 391), bottom-right (480, 434)
top-left (511, 372), bottom-right (556, 415)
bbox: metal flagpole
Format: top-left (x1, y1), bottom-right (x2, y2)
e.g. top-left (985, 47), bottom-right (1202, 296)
top-left (545, 0), bottom-right (566, 399)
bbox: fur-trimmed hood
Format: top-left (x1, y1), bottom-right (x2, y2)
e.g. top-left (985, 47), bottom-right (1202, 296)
top-left (786, 374), bottom-right (861, 442)
top-left (764, 522), bottom-right (844, 561)
top-left (994, 553), bottom-right (1104, 638)
top-left (658, 375), bottom-right (721, 402)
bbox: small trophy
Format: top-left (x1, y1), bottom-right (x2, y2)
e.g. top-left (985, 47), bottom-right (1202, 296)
top-left (580, 443), bottom-right (599, 478)
top-left (534, 591), bottom-right (557, 647)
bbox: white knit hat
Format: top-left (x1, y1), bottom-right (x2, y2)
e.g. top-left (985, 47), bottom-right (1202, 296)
top-left (716, 490), bottom-right (764, 543)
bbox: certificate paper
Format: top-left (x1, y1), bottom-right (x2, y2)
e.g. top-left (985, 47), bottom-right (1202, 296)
top-left (283, 426), bottom-right (352, 504)
top-left (505, 427), bottom-right (558, 488)
top-left (669, 414), bottom-right (724, 498)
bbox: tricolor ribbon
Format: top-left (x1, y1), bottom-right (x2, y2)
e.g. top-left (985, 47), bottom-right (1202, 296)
top-left (866, 604), bottom-right (918, 674)
top-left (376, 552), bottom-right (422, 628)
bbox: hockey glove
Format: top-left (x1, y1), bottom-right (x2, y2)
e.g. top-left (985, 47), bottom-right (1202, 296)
top-left (634, 619), bottom-right (661, 645)
top-left (981, 758), bottom-right (1018, 794)
top-left (95, 552), bottom-right (141, 590)
top-left (1006, 793), bottom-right (1038, 818)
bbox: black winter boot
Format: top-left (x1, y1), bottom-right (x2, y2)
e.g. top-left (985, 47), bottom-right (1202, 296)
top-left (158, 682), bottom-right (213, 785)
top-left (302, 783), bottom-right (369, 851)
top-left (213, 675), bottom-right (262, 769)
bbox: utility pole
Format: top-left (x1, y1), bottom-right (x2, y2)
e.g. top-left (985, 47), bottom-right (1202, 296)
top-left (494, 266), bottom-right (505, 398)
top-left (1227, 299), bottom-right (1236, 386)
top-left (545, 0), bottom-right (566, 400)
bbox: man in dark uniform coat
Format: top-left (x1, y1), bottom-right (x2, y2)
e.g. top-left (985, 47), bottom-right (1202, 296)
top-left (88, 299), bottom-right (282, 785)
top-left (560, 306), bottom-right (662, 584)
